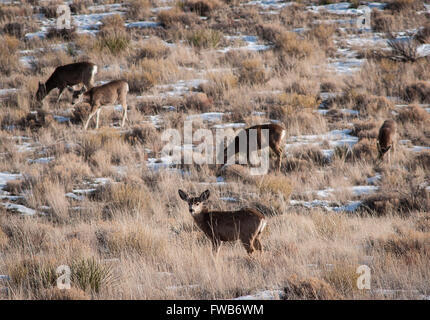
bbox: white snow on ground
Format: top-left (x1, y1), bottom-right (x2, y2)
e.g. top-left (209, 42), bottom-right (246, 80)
top-left (65, 193), bottom-right (84, 201)
top-left (409, 146), bottom-right (430, 152)
top-left (290, 199), bottom-right (363, 213)
top-left (0, 88), bottom-right (18, 96)
top-left (142, 115), bottom-right (164, 128)
top-left (126, 21), bottom-right (161, 28)
top-left (151, 6), bottom-right (172, 13)
top-left (367, 174), bottom-right (382, 185)
top-left (317, 108), bottom-right (359, 116)
top-left (234, 289), bottom-right (284, 300)
top-left (54, 115), bottom-right (71, 123)
top-left (139, 79), bottom-right (209, 99)
top-left (307, 2), bottom-right (386, 15)
top-left (73, 11), bottom-right (125, 35)
top-left (333, 201), bottom-right (362, 212)
top-left (308, 186), bottom-right (379, 198)
top-left (87, 3), bottom-right (124, 12)
top-left (0, 172), bottom-right (21, 190)
top-left (73, 188), bottom-right (97, 195)
top-left (328, 57), bottom-right (365, 74)
top-left (1, 203), bottom-right (37, 216)
top-left (218, 35), bottom-right (272, 53)
top-left (417, 44), bottom-right (430, 57)
top-left (28, 157), bottom-right (55, 164)
top-left (285, 129), bottom-right (358, 157)
top-left (212, 123), bottom-right (246, 129)
top-left (242, 0), bottom-right (294, 9)
top-left (186, 112), bottom-right (226, 123)
top-left (19, 56), bottom-right (36, 69)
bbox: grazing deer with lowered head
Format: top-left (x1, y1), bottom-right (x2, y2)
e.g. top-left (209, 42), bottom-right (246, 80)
top-left (220, 123), bottom-right (286, 171)
top-left (72, 80), bottom-right (129, 130)
top-left (36, 62), bottom-right (97, 103)
top-left (178, 189), bottom-right (267, 257)
top-left (377, 119), bottom-right (397, 163)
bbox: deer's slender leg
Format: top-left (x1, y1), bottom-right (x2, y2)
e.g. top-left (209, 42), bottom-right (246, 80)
top-left (121, 104), bottom-right (128, 127)
top-left (96, 108), bottom-right (101, 129)
top-left (253, 237), bottom-right (262, 252)
top-left (84, 110), bottom-right (97, 130)
top-left (274, 146), bottom-right (283, 171)
top-left (57, 86), bottom-right (65, 103)
top-left (241, 238), bottom-right (255, 255)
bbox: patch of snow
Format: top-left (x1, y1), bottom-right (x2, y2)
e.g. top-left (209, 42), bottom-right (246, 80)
top-left (409, 146), bottom-right (430, 152)
top-left (367, 174), bottom-right (381, 185)
top-left (0, 172), bottom-right (21, 189)
top-left (186, 112), bottom-right (225, 123)
top-left (212, 123), bottom-right (246, 129)
top-left (0, 88), bottom-right (18, 96)
top-left (73, 188), bottom-right (96, 195)
top-left (234, 289), bottom-right (284, 300)
top-left (126, 21), bottom-right (161, 28)
top-left (220, 197), bottom-right (238, 202)
top-left (28, 157), bottom-right (54, 164)
top-left (333, 201), bottom-right (362, 212)
top-left (65, 193), bottom-right (84, 201)
top-left (286, 129), bottom-right (358, 151)
top-left (308, 2), bottom-right (386, 15)
top-left (243, 0), bottom-right (294, 9)
top-left (2, 202), bottom-right (37, 216)
top-left (54, 115), bottom-right (70, 123)
top-left (218, 35), bottom-right (272, 53)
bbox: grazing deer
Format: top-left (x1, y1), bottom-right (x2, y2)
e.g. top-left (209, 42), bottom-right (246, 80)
top-left (220, 123), bottom-right (286, 171)
top-left (178, 189), bottom-right (267, 257)
top-left (71, 80), bottom-right (129, 130)
top-left (36, 62), bottom-right (97, 103)
top-left (377, 119), bottom-right (397, 163)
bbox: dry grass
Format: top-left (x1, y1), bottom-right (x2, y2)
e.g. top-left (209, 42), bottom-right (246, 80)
top-left (157, 7), bottom-right (199, 28)
top-left (283, 275), bottom-right (340, 300)
top-left (0, 0), bottom-right (429, 301)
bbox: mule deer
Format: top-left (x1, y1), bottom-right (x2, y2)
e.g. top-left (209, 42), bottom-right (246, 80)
top-left (377, 119), bottom-right (397, 163)
top-left (220, 123), bottom-right (286, 171)
top-left (36, 62), bottom-right (97, 103)
top-left (71, 80), bottom-right (129, 130)
top-left (178, 189), bottom-right (267, 256)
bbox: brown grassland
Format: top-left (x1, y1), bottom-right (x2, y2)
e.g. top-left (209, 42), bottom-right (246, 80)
top-left (0, 0), bottom-right (429, 300)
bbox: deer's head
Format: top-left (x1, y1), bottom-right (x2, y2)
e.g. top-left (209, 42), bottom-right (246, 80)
top-left (178, 189), bottom-right (210, 215)
top-left (35, 82), bottom-right (47, 101)
top-left (70, 86), bottom-right (88, 105)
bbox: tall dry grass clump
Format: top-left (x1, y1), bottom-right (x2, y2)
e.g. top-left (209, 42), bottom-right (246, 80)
top-left (96, 15), bottom-right (130, 55)
top-left (183, 0), bottom-right (224, 16)
top-left (157, 7), bottom-right (199, 28)
top-left (71, 257), bottom-right (115, 294)
top-left (237, 58), bottom-right (267, 85)
top-left (257, 174), bottom-right (292, 200)
top-left (0, 35), bottom-right (21, 75)
top-left (199, 71), bottom-right (238, 99)
top-left (397, 105), bottom-right (430, 124)
top-left (402, 82), bottom-right (430, 103)
top-left (186, 28), bottom-right (223, 49)
top-left (283, 275), bottom-right (340, 300)
top-left (126, 0), bottom-right (151, 20)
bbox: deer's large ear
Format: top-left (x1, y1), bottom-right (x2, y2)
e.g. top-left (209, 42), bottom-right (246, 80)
top-left (199, 189), bottom-right (210, 202)
top-left (178, 189), bottom-right (188, 201)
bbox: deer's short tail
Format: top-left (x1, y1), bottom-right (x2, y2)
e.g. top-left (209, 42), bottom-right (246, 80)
top-left (257, 219), bottom-right (267, 235)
